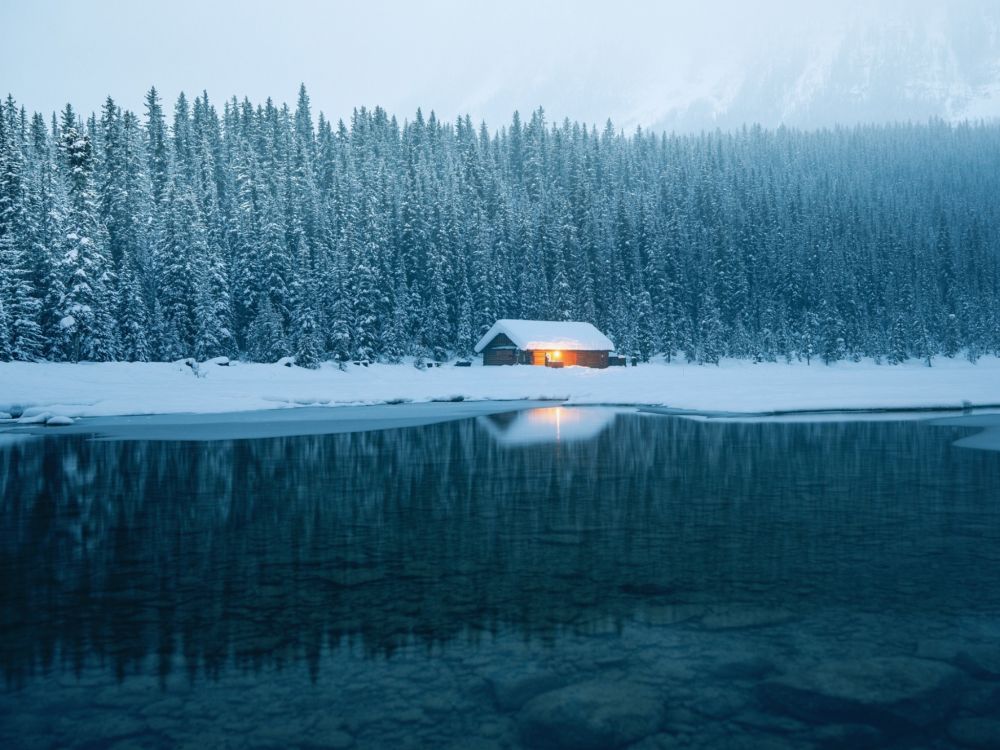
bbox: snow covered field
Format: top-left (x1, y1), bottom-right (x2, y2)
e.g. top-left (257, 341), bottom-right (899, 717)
top-left (2, 357), bottom-right (1000, 423)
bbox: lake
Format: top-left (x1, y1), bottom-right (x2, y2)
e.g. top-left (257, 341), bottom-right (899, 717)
top-left (2, 406), bottom-right (1000, 749)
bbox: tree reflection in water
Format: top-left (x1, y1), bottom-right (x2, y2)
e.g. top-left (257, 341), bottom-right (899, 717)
top-left (1, 410), bottom-right (999, 689)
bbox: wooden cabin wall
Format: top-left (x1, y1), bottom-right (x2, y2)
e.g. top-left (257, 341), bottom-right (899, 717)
top-left (483, 349), bottom-right (517, 365)
top-left (575, 351), bottom-right (609, 368)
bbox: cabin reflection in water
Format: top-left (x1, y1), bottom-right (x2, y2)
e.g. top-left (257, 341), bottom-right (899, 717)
top-left (477, 406), bottom-right (621, 446)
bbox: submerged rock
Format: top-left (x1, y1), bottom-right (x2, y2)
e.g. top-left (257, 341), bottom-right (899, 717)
top-left (948, 717), bottom-right (1000, 748)
top-left (809, 722), bottom-right (883, 749)
top-left (700, 606), bottom-right (796, 630)
top-left (759, 656), bottom-right (962, 729)
top-left (619, 582), bottom-right (677, 597)
top-left (483, 665), bottom-right (566, 712)
top-left (517, 680), bottom-right (665, 749)
top-left (954, 646), bottom-right (1000, 680)
top-left (958, 682), bottom-right (1000, 714)
top-left (322, 731), bottom-right (355, 749)
top-left (636, 603), bottom-right (707, 626)
top-left (732, 709), bottom-right (808, 734)
top-left (712, 655), bottom-right (777, 681)
top-left (325, 568), bottom-right (386, 588)
top-left (691, 686), bottom-right (749, 719)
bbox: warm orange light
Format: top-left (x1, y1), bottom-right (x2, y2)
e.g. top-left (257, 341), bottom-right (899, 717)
top-left (551, 350), bottom-right (561, 359)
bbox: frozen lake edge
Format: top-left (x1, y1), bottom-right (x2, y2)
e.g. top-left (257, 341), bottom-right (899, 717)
top-left (2, 400), bottom-right (1000, 446)
top-left (2, 357), bottom-right (1000, 429)
top-left (0, 400), bottom-right (561, 442)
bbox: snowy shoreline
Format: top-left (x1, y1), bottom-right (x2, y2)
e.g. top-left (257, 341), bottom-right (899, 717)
top-left (2, 357), bottom-right (1000, 424)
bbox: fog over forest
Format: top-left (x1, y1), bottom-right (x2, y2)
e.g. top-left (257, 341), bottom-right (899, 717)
top-left (4, 0), bottom-right (999, 132)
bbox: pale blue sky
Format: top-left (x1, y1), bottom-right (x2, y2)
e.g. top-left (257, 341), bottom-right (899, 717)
top-left (1, 0), bottom-right (988, 131)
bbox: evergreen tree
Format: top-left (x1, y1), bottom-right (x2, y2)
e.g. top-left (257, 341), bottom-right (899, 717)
top-left (886, 313), bottom-right (909, 365)
top-left (293, 308), bottom-right (321, 368)
top-left (55, 104), bottom-right (115, 361)
top-left (0, 298), bottom-right (9, 361)
top-left (154, 178), bottom-right (201, 356)
top-left (697, 288), bottom-right (724, 365)
top-left (289, 240), bottom-right (321, 368)
top-left (117, 257), bottom-right (149, 361)
top-left (0, 97), bottom-right (43, 359)
top-left (247, 297), bottom-right (286, 362)
top-left (144, 87), bottom-right (169, 203)
top-left (382, 262), bottom-right (411, 362)
top-left (455, 275), bottom-right (475, 356)
top-left (634, 288), bottom-right (656, 362)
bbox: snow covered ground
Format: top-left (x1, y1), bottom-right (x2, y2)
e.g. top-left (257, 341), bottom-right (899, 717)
top-left (2, 357), bottom-right (1000, 423)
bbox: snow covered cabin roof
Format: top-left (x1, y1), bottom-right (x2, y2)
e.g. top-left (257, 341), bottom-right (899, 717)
top-left (474, 320), bottom-right (614, 353)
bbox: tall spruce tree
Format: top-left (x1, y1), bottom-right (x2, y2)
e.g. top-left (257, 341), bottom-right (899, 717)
top-left (0, 97), bottom-right (43, 359)
top-left (55, 104), bottom-right (116, 361)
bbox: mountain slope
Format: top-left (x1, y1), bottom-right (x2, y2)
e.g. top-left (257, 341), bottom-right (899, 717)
top-left (649, 6), bottom-right (1000, 131)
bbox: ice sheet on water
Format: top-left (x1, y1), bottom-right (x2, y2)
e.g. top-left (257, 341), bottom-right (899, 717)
top-left (930, 412), bottom-right (1000, 453)
top-left (8, 401), bottom-right (558, 442)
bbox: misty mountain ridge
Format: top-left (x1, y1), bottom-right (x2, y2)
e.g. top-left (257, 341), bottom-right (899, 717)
top-left (646, 9), bottom-right (1000, 131)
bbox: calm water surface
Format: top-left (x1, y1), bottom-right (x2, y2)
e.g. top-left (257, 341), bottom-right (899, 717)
top-left (2, 407), bottom-right (1000, 749)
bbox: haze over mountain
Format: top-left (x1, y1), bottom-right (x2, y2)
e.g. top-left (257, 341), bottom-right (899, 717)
top-left (470, 0), bottom-right (1000, 132)
top-left (2, 0), bottom-right (999, 133)
top-left (645, 1), bottom-right (1000, 131)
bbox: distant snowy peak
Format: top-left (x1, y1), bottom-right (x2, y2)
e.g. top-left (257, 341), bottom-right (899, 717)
top-left (651, 10), bottom-right (1000, 131)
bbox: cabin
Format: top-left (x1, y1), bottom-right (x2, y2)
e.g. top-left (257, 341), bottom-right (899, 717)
top-left (474, 319), bottom-right (615, 368)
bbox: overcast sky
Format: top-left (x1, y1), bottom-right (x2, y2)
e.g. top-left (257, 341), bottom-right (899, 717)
top-left (2, 0), bottom-right (992, 131)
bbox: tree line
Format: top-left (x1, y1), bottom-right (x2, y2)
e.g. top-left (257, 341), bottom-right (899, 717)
top-left (1, 85), bottom-right (998, 367)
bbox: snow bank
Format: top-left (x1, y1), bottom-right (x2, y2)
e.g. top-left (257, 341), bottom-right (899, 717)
top-left (1, 356), bottom-right (999, 421)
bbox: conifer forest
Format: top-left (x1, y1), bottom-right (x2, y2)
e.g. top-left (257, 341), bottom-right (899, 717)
top-left (1, 86), bottom-right (998, 367)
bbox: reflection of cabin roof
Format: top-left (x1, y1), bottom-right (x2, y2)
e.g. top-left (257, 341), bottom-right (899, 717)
top-left (474, 319), bottom-right (614, 353)
top-left (477, 407), bottom-right (619, 445)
